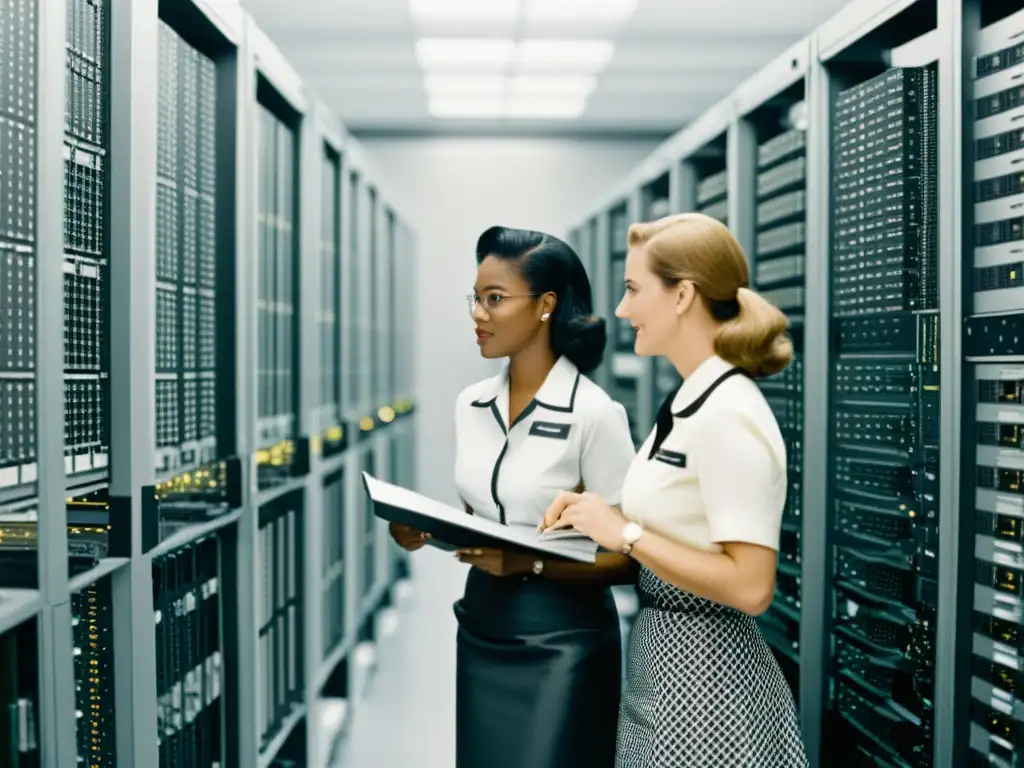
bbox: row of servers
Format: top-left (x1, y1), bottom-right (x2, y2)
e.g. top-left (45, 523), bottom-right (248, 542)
top-left (567, 1), bottom-right (1024, 765)
top-left (828, 64), bottom-right (939, 767)
top-left (0, 0), bottom-right (418, 766)
top-left (753, 97), bottom-right (808, 701)
top-left (967, 12), bottom-right (1024, 767)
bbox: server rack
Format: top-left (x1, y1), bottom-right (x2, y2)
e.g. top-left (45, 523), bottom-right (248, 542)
top-left (563, 0), bottom-right (983, 765)
top-left (604, 200), bottom-right (647, 445)
top-left (962, 6), bottom-right (1024, 767)
top-left (731, 44), bottom-right (812, 707)
top-left (695, 132), bottom-right (729, 226)
top-left (639, 171), bottom-right (684, 410)
top-left (316, 145), bottom-right (343, 457)
top-left (0, 3), bottom-right (419, 767)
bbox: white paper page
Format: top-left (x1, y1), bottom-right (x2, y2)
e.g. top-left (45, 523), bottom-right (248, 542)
top-left (363, 473), bottom-right (598, 562)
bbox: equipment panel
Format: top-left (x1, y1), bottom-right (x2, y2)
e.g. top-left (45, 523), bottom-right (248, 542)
top-left (73, 577), bottom-right (116, 766)
top-left (153, 535), bottom-right (224, 766)
top-left (257, 493), bottom-right (304, 750)
top-left (322, 469), bottom-right (345, 657)
top-left (255, 101), bottom-right (299, 486)
top-left (318, 148), bottom-right (342, 453)
top-left (752, 98), bottom-right (808, 697)
top-left (607, 203), bottom-right (645, 446)
top-left (642, 175), bottom-right (681, 410)
top-left (63, 0), bottom-right (109, 490)
top-left (155, 22), bottom-right (219, 482)
top-left (827, 65), bottom-right (939, 767)
top-left (0, 30), bottom-right (37, 498)
top-left (966, 15), bottom-right (1024, 766)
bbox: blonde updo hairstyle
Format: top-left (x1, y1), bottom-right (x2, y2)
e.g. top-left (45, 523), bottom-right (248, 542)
top-left (627, 212), bottom-right (793, 378)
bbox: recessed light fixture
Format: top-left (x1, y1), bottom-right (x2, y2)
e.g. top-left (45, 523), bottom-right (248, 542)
top-left (415, 38), bottom-right (516, 70)
top-left (505, 95), bottom-right (588, 119)
top-left (423, 74), bottom-right (507, 95)
top-left (427, 96), bottom-right (505, 118)
top-left (514, 39), bottom-right (616, 72)
top-left (523, 0), bottom-right (637, 23)
top-left (410, 0), bottom-right (521, 23)
top-left (508, 75), bottom-right (598, 97)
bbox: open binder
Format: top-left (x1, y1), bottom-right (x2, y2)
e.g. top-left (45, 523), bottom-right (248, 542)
top-left (361, 472), bottom-right (599, 563)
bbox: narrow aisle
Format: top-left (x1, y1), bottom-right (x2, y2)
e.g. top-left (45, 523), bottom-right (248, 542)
top-left (335, 548), bottom-right (466, 768)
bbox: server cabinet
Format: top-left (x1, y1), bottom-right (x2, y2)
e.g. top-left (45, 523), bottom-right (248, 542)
top-left (694, 132), bottom-right (729, 226)
top-left (359, 446), bottom-right (376, 611)
top-left (0, 0), bottom-right (41, 551)
top-left (71, 576), bottom-right (116, 766)
top-left (152, 536), bottom-right (222, 767)
top-left (321, 469), bottom-right (345, 661)
top-left (0, 618), bottom-right (40, 766)
top-left (343, 170), bottom-right (365, 429)
top-left (254, 90), bottom-right (302, 490)
top-left (962, 6), bottom-right (1024, 766)
top-left (822, 13), bottom-right (941, 766)
top-left (366, 187), bottom-right (381, 421)
top-left (605, 200), bottom-right (648, 446)
top-left (384, 208), bottom-right (399, 415)
top-left (256, 491), bottom-right (304, 751)
top-left (63, 0), bottom-right (109, 499)
top-left (317, 146), bottom-right (343, 457)
top-left (732, 53), bottom-right (811, 705)
top-left (640, 172), bottom-right (682, 409)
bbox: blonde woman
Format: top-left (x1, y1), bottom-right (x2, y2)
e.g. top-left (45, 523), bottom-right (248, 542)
top-left (542, 213), bottom-right (808, 766)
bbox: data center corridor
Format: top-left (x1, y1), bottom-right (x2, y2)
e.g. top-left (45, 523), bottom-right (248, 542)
top-left (331, 550), bottom-right (463, 768)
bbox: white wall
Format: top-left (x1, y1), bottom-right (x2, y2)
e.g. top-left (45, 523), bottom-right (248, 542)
top-left (362, 137), bottom-right (659, 504)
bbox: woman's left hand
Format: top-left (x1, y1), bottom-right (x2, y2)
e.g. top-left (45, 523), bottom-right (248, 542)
top-left (541, 491), bottom-right (628, 552)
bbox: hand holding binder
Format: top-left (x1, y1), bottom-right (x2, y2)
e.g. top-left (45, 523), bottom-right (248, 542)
top-left (362, 473), bottom-right (599, 563)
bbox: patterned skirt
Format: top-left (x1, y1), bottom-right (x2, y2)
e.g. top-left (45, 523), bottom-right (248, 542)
top-left (616, 567), bottom-right (808, 768)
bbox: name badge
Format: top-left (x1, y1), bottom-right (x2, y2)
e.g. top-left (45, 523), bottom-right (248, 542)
top-left (529, 421), bottom-right (571, 440)
top-left (653, 449), bottom-right (687, 468)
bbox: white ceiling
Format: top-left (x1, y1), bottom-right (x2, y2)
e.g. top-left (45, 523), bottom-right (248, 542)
top-left (239, 0), bottom-right (854, 136)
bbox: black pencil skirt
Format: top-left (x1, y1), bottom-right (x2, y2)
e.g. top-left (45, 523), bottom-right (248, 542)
top-left (453, 568), bottom-right (622, 768)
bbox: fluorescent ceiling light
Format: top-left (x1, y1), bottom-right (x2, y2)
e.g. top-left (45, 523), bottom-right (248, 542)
top-left (410, 0), bottom-right (521, 23)
top-left (508, 75), bottom-right (597, 97)
top-left (416, 38), bottom-right (515, 70)
top-left (515, 39), bottom-right (615, 72)
top-left (505, 95), bottom-right (588, 119)
top-left (523, 0), bottom-right (637, 23)
top-left (428, 96), bottom-right (504, 118)
top-left (424, 74), bottom-right (507, 95)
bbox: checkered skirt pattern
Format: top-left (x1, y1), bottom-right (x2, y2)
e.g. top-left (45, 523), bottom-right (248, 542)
top-left (616, 567), bottom-right (808, 768)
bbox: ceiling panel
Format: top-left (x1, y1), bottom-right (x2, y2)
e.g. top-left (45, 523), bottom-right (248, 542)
top-left (239, 0), bottom-right (855, 134)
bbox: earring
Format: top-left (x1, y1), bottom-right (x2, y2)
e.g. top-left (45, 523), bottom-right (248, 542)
top-left (541, 312), bottom-right (550, 321)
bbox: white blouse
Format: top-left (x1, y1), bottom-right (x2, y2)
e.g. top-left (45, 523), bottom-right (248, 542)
top-left (454, 356), bottom-right (635, 528)
top-left (620, 355), bottom-right (788, 553)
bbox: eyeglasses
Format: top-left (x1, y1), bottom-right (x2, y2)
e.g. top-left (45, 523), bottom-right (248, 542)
top-left (466, 292), bottom-right (538, 312)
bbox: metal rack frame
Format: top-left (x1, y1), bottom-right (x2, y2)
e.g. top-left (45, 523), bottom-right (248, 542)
top-left (0, 1), bottom-right (418, 766)
top-left (564, 1), bottom-right (993, 765)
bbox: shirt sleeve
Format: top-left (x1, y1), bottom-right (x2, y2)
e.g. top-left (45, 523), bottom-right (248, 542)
top-left (693, 410), bottom-right (785, 550)
top-left (580, 400), bottom-right (636, 505)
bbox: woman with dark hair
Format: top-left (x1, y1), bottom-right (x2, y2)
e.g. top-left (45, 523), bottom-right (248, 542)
top-left (390, 225), bottom-right (637, 768)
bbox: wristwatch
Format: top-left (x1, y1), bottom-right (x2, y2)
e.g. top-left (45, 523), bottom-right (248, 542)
top-left (620, 522), bottom-right (644, 555)
top-left (532, 559), bottom-right (545, 576)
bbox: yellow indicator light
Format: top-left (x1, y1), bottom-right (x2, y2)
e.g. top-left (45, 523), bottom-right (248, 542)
top-left (378, 406), bottom-right (396, 423)
top-left (360, 416), bottom-right (375, 432)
